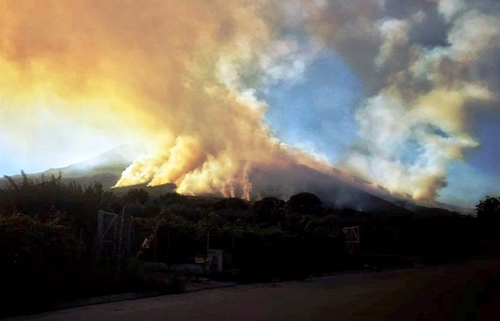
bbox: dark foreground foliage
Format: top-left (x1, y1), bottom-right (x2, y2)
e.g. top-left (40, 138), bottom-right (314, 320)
top-left (0, 173), bottom-right (498, 316)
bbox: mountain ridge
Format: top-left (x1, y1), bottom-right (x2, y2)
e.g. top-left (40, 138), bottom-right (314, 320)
top-left (0, 145), bottom-right (474, 215)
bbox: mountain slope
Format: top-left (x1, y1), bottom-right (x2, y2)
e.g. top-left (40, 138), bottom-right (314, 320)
top-left (0, 145), bottom-right (472, 215)
top-left (248, 162), bottom-right (411, 215)
top-left (42, 144), bottom-right (142, 178)
top-left (1, 145), bottom-right (142, 189)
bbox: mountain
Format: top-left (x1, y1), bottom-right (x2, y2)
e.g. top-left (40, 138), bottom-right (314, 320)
top-left (1, 145), bottom-right (143, 189)
top-left (0, 145), bottom-right (473, 215)
top-left (43, 144), bottom-right (142, 177)
top-left (247, 162), bottom-right (412, 215)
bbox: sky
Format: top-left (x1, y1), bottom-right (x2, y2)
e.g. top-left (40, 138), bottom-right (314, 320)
top-left (1, 0), bottom-right (500, 208)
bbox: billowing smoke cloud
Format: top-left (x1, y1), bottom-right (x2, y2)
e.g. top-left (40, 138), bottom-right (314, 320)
top-left (2, 0), bottom-right (500, 203)
top-left (301, 0), bottom-right (500, 202)
top-left (0, 0), bottom-right (331, 199)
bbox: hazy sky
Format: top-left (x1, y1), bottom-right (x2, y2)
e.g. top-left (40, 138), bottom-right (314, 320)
top-left (1, 0), bottom-right (499, 208)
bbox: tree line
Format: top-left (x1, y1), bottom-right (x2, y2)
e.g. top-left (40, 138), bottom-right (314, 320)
top-left (0, 172), bottom-right (498, 316)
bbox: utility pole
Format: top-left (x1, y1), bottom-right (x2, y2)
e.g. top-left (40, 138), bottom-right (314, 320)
top-left (207, 231), bottom-right (210, 259)
top-left (204, 231), bottom-right (210, 276)
top-left (118, 206), bottom-right (126, 257)
top-left (166, 227), bottom-right (170, 265)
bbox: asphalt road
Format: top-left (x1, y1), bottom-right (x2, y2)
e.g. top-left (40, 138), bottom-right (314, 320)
top-left (7, 259), bottom-right (500, 321)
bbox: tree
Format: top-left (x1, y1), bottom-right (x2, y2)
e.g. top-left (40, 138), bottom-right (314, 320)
top-left (288, 192), bottom-right (323, 216)
top-left (254, 197), bottom-right (286, 227)
top-left (476, 196), bottom-right (500, 220)
top-left (476, 196), bottom-right (500, 239)
top-left (123, 188), bottom-right (149, 205)
top-left (214, 198), bottom-right (248, 211)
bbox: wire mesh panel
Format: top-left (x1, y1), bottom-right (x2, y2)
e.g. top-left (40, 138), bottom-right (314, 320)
top-left (343, 226), bottom-right (360, 255)
top-left (94, 208), bottom-right (134, 259)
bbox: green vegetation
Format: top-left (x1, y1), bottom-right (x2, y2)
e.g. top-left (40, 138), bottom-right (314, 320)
top-left (0, 172), bottom-right (498, 317)
top-left (476, 196), bottom-right (500, 238)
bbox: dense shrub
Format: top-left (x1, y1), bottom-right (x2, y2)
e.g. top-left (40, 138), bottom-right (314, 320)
top-left (0, 177), bottom-right (495, 316)
top-left (0, 173), bottom-right (105, 231)
top-left (0, 213), bottom-right (81, 316)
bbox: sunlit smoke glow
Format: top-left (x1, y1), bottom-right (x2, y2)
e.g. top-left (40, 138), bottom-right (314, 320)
top-left (1, 0), bottom-right (500, 204)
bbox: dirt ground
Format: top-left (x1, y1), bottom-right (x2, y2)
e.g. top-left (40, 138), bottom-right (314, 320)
top-left (7, 259), bottom-right (500, 321)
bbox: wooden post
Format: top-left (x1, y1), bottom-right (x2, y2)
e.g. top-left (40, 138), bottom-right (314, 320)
top-left (166, 228), bottom-right (170, 265)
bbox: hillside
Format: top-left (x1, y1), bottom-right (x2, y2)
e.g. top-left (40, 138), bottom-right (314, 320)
top-left (0, 145), bottom-right (473, 216)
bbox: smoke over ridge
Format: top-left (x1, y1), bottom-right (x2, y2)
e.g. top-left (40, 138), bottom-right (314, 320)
top-left (1, 0), bottom-right (499, 203)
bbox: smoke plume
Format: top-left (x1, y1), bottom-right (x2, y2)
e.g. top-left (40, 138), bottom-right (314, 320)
top-left (303, 0), bottom-right (500, 202)
top-left (1, 0), bottom-right (500, 203)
